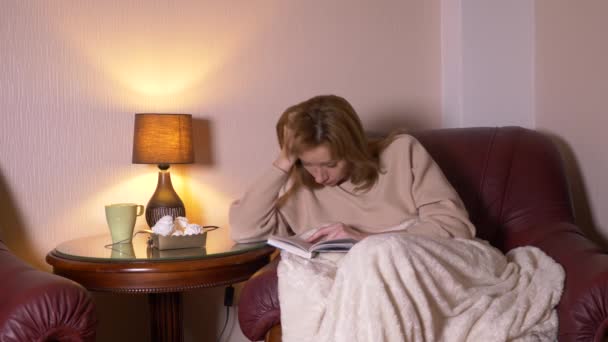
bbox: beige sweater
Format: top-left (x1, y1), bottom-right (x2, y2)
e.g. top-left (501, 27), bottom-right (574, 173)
top-left (229, 135), bottom-right (475, 243)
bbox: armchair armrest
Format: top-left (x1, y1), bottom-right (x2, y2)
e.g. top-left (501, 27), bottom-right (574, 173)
top-left (0, 242), bottom-right (97, 341)
top-left (511, 222), bottom-right (608, 342)
top-left (238, 257), bottom-right (281, 341)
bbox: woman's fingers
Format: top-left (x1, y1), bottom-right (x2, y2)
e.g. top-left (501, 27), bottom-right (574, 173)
top-left (282, 126), bottom-right (294, 150)
top-left (306, 223), bottom-right (339, 242)
top-left (306, 223), bottom-right (354, 242)
top-left (274, 126), bottom-right (297, 172)
top-left (305, 223), bottom-right (370, 243)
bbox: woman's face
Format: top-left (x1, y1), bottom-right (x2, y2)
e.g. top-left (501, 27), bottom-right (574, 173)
top-left (298, 144), bottom-right (349, 186)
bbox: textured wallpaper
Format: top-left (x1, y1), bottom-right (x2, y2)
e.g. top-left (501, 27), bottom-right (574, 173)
top-left (0, 1), bottom-right (440, 341)
top-left (535, 0), bottom-right (608, 247)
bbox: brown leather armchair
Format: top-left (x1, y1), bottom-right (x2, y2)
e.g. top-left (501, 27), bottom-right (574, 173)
top-left (0, 239), bottom-right (97, 341)
top-left (237, 127), bottom-right (608, 342)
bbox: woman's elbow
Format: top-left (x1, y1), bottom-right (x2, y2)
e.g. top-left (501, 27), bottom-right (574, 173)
top-left (229, 219), bottom-right (275, 243)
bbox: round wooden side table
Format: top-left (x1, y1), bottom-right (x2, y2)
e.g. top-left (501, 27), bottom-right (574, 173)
top-left (46, 233), bottom-right (274, 342)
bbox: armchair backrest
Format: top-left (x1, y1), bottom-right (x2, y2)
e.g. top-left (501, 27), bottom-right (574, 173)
top-left (412, 127), bottom-right (575, 252)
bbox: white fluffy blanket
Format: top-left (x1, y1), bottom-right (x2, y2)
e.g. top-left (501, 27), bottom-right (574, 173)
top-left (278, 233), bottom-right (564, 342)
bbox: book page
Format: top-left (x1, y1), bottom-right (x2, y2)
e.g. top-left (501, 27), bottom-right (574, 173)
top-left (268, 235), bottom-right (313, 251)
top-left (267, 226), bottom-right (359, 258)
top-left (267, 235), bottom-right (314, 259)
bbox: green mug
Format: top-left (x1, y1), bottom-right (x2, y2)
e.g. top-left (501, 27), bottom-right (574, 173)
top-left (110, 243), bottom-right (135, 259)
top-left (105, 203), bottom-right (144, 243)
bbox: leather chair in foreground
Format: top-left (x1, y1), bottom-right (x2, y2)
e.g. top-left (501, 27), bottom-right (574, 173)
top-left (238, 126), bottom-right (608, 342)
top-left (0, 239), bottom-right (97, 341)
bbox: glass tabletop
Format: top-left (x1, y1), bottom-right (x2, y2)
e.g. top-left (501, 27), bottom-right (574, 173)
top-left (53, 231), bottom-right (269, 263)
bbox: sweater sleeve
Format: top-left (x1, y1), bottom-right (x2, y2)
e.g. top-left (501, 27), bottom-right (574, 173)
top-left (402, 137), bottom-right (476, 239)
top-left (229, 165), bottom-right (293, 243)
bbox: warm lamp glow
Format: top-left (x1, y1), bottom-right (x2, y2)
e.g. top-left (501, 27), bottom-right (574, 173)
top-left (52, 1), bottom-right (280, 108)
top-left (101, 50), bottom-right (223, 100)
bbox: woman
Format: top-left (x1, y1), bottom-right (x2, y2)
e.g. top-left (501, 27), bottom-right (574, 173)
top-left (229, 95), bottom-right (563, 342)
top-left (229, 94), bottom-right (475, 243)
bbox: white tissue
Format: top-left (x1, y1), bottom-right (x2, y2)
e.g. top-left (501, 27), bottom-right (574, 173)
top-left (152, 215), bottom-right (174, 236)
top-left (175, 216), bottom-right (189, 231)
top-left (184, 223), bottom-right (202, 235)
top-left (152, 216), bottom-right (205, 236)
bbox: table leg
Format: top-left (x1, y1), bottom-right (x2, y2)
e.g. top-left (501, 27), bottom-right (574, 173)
top-left (149, 292), bottom-right (183, 342)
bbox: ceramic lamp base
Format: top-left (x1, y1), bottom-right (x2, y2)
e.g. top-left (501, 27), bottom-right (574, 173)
top-left (146, 168), bottom-right (186, 227)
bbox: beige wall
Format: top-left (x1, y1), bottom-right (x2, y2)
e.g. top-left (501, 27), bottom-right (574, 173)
top-left (441, 0), bottom-right (535, 128)
top-left (536, 0), bottom-right (608, 244)
top-left (0, 1), bottom-right (440, 341)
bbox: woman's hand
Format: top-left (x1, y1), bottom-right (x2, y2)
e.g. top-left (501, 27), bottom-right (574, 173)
top-left (273, 126), bottom-right (296, 172)
top-left (305, 223), bottom-right (371, 243)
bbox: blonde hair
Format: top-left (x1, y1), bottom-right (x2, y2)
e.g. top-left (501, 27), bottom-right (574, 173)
top-left (276, 95), bottom-right (399, 204)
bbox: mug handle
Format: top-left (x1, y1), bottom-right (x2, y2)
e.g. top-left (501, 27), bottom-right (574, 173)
top-left (136, 205), bottom-right (144, 216)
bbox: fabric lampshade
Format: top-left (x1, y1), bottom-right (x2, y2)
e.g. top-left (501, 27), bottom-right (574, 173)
top-left (132, 114), bottom-right (194, 165)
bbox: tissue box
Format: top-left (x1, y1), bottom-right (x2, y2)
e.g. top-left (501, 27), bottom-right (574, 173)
top-left (149, 232), bottom-right (207, 250)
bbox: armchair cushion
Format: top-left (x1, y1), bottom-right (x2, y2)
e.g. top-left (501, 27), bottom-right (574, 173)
top-left (239, 258), bottom-right (281, 341)
top-left (0, 241), bottom-right (97, 341)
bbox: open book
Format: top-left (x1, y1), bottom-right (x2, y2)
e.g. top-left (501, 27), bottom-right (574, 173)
top-left (267, 234), bottom-right (357, 259)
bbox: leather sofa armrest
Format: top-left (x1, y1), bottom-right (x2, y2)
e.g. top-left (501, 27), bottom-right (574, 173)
top-left (0, 243), bottom-right (97, 341)
top-left (238, 256), bottom-right (281, 341)
top-left (514, 222), bottom-right (608, 342)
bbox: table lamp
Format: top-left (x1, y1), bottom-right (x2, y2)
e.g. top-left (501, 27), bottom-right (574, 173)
top-left (132, 113), bottom-right (194, 227)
